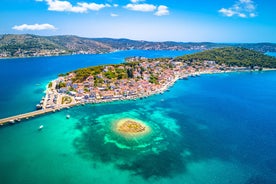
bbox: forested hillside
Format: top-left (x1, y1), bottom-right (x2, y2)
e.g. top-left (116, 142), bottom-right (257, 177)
top-left (175, 47), bottom-right (276, 68)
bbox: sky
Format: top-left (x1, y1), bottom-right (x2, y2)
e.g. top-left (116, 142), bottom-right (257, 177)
top-left (1, 0), bottom-right (276, 42)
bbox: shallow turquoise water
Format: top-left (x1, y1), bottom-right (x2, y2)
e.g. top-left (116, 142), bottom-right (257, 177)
top-left (0, 72), bottom-right (276, 184)
top-left (0, 52), bottom-right (276, 184)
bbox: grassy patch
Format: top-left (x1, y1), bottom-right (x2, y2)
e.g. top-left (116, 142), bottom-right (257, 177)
top-left (62, 96), bottom-right (72, 104)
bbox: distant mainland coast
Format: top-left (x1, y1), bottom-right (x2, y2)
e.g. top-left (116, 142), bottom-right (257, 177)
top-left (1, 34), bottom-right (276, 59)
top-left (34, 47), bottom-right (276, 112)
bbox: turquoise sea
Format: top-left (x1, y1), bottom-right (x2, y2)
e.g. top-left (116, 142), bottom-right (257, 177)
top-left (0, 51), bottom-right (276, 184)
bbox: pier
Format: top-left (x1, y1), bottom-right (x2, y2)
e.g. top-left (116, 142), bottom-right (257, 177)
top-left (0, 109), bottom-right (53, 125)
top-left (0, 103), bottom-right (75, 126)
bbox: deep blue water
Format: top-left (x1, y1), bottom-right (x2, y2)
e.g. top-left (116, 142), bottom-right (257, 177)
top-left (0, 51), bottom-right (275, 184)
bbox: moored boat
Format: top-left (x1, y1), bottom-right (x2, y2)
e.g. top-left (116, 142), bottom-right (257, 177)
top-left (36, 104), bottom-right (42, 110)
top-left (38, 125), bottom-right (44, 130)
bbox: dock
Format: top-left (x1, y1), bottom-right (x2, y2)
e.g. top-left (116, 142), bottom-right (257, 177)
top-left (0, 109), bottom-right (53, 125)
top-left (0, 103), bottom-right (76, 126)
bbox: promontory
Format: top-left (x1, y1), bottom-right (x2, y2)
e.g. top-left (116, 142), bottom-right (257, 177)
top-left (37, 47), bottom-right (276, 110)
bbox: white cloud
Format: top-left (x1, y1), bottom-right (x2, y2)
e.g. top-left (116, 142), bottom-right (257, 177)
top-left (130, 0), bottom-right (144, 3)
top-left (124, 3), bottom-right (156, 12)
top-left (46, 0), bottom-right (86, 13)
top-left (154, 5), bottom-right (169, 16)
top-left (12, 23), bottom-right (56, 31)
top-left (239, 0), bottom-right (251, 3)
top-left (110, 13), bottom-right (118, 17)
top-left (249, 13), bottom-right (256, 17)
top-left (113, 4), bottom-right (119, 8)
top-left (238, 13), bottom-right (246, 18)
top-left (219, 8), bottom-right (235, 17)
top-left (219, 0), bottom-right (257, 18)
top-left (78, 3), bottom-right (110, 11)
top-left (43, 0), bottom-right (110, 13)
top-left (124, 2), bottom-right (170, 16)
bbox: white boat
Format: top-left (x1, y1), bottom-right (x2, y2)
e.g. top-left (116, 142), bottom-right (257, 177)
top-left (38, 125), bottom-right (44, 130)
top-left (66, 115), bottom-right (70, 119)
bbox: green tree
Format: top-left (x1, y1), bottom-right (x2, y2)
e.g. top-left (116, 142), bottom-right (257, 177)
top-left (56, 81), bottom-right (66, 89)
top-left (48, 82), bottom-right (52, 88)
top-left (127, 68), bottom-right (134, 78)
top-left (149, 74), bottom-right (158, 84)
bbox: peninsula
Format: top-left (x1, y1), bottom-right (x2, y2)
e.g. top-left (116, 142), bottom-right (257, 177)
top-left (37, 47), bottom-right (276, 111)
top-left (1, 47), bottom-right (276, 125)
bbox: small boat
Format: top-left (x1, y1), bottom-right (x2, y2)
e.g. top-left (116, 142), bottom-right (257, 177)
top-left (36, 104), bottom-right (42, 110)
top-left (66, 114), bottom-right (70, 119)
top-left (38, 125), bottom-right (44, 130)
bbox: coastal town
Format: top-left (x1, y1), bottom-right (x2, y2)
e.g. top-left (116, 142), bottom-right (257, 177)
top-left (37, 56), bottom-right (254, 110)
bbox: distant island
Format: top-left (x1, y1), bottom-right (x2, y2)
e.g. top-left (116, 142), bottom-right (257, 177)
top-left (36, 47), bottom-right (276, 110)
top-left (1, 34), bottom-right (276, 58)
